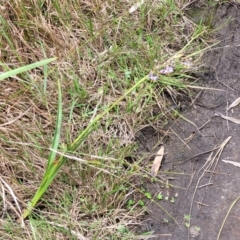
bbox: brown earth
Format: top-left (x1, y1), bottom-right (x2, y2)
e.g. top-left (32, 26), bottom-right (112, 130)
top-left (139, 3), bottom-right (240, 240)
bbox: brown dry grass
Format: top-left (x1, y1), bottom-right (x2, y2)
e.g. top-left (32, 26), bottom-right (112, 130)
top-left (0, 0), bottom-right (215, 239)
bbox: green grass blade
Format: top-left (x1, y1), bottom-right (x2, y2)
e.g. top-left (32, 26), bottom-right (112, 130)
top-left (0, 58), bottom-right (57, 81)
top-left (46, 79), bottom-right (63, 171)
top-left (21, 78), bottom-right (63, 220)
top-left (21, 157), bottom-right (65, 220)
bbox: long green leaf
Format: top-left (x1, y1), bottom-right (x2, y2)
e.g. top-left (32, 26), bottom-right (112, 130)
top-left (46, 79), bottom-right (63, 171)
top-left (0, 58), bottom-right (57, 81)
top-left (21, 78), bottom-right (62, 220)
top-left (21, 157), bottom-right (65, 219)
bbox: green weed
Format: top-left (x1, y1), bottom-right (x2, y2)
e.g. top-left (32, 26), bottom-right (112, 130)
top-left (0, 0), bottom-right (216, 239)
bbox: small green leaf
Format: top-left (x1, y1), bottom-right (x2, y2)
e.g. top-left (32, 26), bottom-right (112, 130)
top-left (163, 218), bottom-right (169, 223)
top-left (144, 192), bottom-right (152, 199)
top-left (124, 70), bottom-right (131, 79)
top-left (118, 224), bottom-right (127, 233)
top-left (127, 199), bottom-right (135, 206)
top-left (184, 214), bottom-right (191, 228)
top-left (157, 193), bottom-right (163, 200)
top-left (138, 200), bottom-right (145, 206)
top-left (185, 223), bottom-right (190, 228)
top-left (195, 226), bottom-right (201, 232)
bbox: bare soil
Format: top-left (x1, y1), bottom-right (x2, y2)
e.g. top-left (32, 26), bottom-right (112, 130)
top-left (139, 3), bottom-right (240, 240)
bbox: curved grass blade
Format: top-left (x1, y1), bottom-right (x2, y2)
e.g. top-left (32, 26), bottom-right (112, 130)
top-left (217, 196), bottom-right (240, 240)
top-left (0, 58), bottom-right (57, 81)
top-left (21, 78), bottom-right (62, 220)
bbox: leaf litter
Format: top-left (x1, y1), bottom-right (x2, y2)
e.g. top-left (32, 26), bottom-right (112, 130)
top-left (215, 113), bottom-right (240, 124)
top-left (129, 0), bottom-right (145, 13)
top-left (222, 160), bottom-right (240, 167)
top-left (227, 97), bottom-right (240, 111)
top-left (151, 146), bottom-right (164, 177)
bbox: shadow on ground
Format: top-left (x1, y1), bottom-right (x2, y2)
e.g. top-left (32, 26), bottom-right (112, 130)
top-left (139, 3), bottom-right (240, 240)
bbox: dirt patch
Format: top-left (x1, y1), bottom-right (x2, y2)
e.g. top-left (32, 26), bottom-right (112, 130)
top-left (139, 3), bottom-right (240, 240)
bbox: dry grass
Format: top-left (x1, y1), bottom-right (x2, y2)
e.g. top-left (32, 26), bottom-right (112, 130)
top-left (0, 0), bottom-right (216, 239)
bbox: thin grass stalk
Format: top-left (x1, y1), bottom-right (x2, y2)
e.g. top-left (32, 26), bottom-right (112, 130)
top-left (217, 196), bottom-right (240, 240)
top-left (21, 78), bottom-right (63, 220)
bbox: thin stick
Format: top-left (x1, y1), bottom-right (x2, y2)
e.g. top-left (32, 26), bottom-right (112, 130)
top-left (197, 183), bottom-right (213, 189)
top-left (196, 202), bottom-right (209, 207)
top-left (226, 96), bottom-right (229, 131)
top-left (198, 119), bottom-right (211, 130)
top-left (215, 72), bottom-right (234, 92)
top-left (186, 169), bottom-right (196, 194)
top-left (177, 146), bottom-right (219, 165)
top-left (170, 128), bottom-right (191, 150)
top-left (217, 196), bottom-right (240, 240)
top-left (198, 137), bottom-right (231, 210)
top-left (187, 137), bottom-right (231, 240)
top-left (189, 90), bottom-right (202, 108)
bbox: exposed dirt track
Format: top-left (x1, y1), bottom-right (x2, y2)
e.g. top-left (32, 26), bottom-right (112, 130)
top-left (140, 3), bottom-right (240, 240)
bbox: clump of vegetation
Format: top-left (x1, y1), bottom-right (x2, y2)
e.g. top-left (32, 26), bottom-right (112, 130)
top-left (0, 0), bottom-right (217, 239)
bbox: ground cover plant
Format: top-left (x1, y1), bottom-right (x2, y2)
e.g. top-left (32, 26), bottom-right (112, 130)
top-left (0, 0), bottom-right (219, 239)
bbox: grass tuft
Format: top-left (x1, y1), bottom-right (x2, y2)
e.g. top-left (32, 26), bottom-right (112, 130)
top-left (0, 0), bottom-right (216, 239)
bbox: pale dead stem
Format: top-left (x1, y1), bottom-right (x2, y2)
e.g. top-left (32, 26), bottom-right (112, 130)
top-left (170, 128), bottom-right (191, 150)
top-left (47, 221), bottom-right (89, 240)
top-left (187, 136), bottom-right (231, 240)
top-left (215, 96), bottom-right (240, 124)
top-left (0, 176), bottom-right (24, 227)
top-left (217, 196), bottom-right (240, 240)
top-left (215, 113), bottom-right (240, 124)
top-left (227, 97), bottom-right (240, 111)
top-left (0, 107), bottom-right (31, 127)
top-left (177, 146), bottom-right (221, 165)
top-left (186, 170), bottom-right (196, 193)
